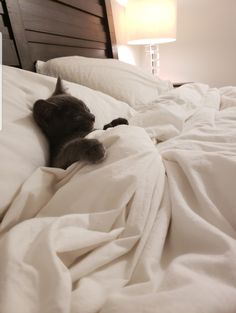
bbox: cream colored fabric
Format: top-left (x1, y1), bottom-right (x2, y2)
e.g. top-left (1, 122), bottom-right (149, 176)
top-left (0, 126), bottom-right (166, 313)
top-left (36, 57), bottom-right (172, 107)
top-left (1, 72), bottom-right (236, 313)
top-left (0, 66), bottom-right (135, 215)
top-left (130, 82), bottom-right (221, 141)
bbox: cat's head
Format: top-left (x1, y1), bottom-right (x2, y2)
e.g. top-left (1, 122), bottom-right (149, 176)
top-left (33, 77), bottom-right (95, 140)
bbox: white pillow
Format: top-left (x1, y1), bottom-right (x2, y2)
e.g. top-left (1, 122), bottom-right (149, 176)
top-left (0, 66), bottom-right (135, 215)
top-left (36, 56), bottom-right (172, 107)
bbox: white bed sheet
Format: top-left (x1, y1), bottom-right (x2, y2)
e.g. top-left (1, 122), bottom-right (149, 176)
top-left (0, 70), bottom-right (236, 313)
top-left (0, 66), bottom-right (135, 215)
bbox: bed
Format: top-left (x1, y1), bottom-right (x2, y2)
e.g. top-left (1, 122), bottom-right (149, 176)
top-left (1, 1), bottom-right (236, 313)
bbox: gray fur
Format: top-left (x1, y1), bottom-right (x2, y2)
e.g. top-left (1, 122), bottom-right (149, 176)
top-left (33, 78), bottom-right (128, 169)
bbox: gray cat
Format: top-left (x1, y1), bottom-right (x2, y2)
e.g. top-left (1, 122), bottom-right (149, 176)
top-left (33, 77), bottom-right (128, 169)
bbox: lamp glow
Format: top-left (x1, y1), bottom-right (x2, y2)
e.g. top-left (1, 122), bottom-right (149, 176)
top-left (116, 0), bottom-right (128, 6)
top-left (126, 0), bottom-right (177, 76)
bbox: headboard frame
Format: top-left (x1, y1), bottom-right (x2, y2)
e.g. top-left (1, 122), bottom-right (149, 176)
top-left (2, 0), bottom-right (117, 70)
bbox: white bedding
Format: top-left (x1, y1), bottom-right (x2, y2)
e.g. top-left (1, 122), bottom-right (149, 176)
top-left (0, 66), bottom-right (135, 215)
top-left (1, 67), bottom-right (236, 313)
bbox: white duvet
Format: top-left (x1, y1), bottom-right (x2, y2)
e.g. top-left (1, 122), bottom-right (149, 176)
top-left (1, 67), bottom-right (236, 313)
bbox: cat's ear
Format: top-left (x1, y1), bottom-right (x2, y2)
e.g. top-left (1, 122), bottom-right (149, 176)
top-left (52, 77), bottom-right (66, 96)
top-left (33, 99), bottom-right (55, 122)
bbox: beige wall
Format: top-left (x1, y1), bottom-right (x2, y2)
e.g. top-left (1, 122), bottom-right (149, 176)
top-left (159, 0), bottom-right (236, 87)
top-left (111, 0), bottom-right (236, 88)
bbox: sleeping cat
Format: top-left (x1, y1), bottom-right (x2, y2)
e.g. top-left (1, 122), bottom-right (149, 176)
top-left (33, 77), bottom-right (128, 169)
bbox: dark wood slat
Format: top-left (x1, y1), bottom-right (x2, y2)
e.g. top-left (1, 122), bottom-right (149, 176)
top-left (26, 30), bottom-right (106, 50)
top-left (29, 42), bottom-right (106, 62)
top-left (23, 14), bottom-right (107, 43)
top-left (1, 0), bottom-right (21, 66)
top-left (4, 0), bottom-right (116, 69)
top-left (0, 15), bottom-right (11, 37)
top-left (19, 1), bottom-right (105, 40)
top-left (104, 0), bottom-right (118, 59)
top-left (57, 0), bottom-right (103, 17)
top-left (2, 38), bottom-right (20, 65)
top-left (0, 2), bottom-right (4, 14)
top-left (5, 0), bottom-right (32, 69)
top-left (19, 0), bottom-right (102, 27)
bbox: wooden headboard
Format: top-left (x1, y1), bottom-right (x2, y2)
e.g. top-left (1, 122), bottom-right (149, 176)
top-left (1, 0), bottom-right (117, 70)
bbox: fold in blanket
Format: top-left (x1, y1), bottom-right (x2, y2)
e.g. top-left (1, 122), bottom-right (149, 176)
top-left (1, 84), bottom-right (236, 313)
top-left (0, 126), bottom-right (167, 313)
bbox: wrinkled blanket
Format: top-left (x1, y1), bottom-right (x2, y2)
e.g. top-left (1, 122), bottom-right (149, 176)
top-left (1, 84), bottom-right (236, 313)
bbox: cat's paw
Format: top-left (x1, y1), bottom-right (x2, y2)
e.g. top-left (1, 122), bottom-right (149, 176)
top-left (80, 139), bottom-right (106, 164)
top-left (103, 118), bottom-right (128, 130)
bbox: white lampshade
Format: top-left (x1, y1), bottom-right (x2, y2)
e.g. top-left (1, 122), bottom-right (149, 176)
top-left (126, 0), bottom-right (177, 45)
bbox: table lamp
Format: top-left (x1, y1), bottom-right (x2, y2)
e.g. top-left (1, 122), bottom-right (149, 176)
top-left (126, 0), bottom-right (177, 76)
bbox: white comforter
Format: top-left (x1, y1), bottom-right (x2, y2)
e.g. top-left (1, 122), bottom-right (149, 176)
top-left (1, 81), bottom-right (236, 313)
